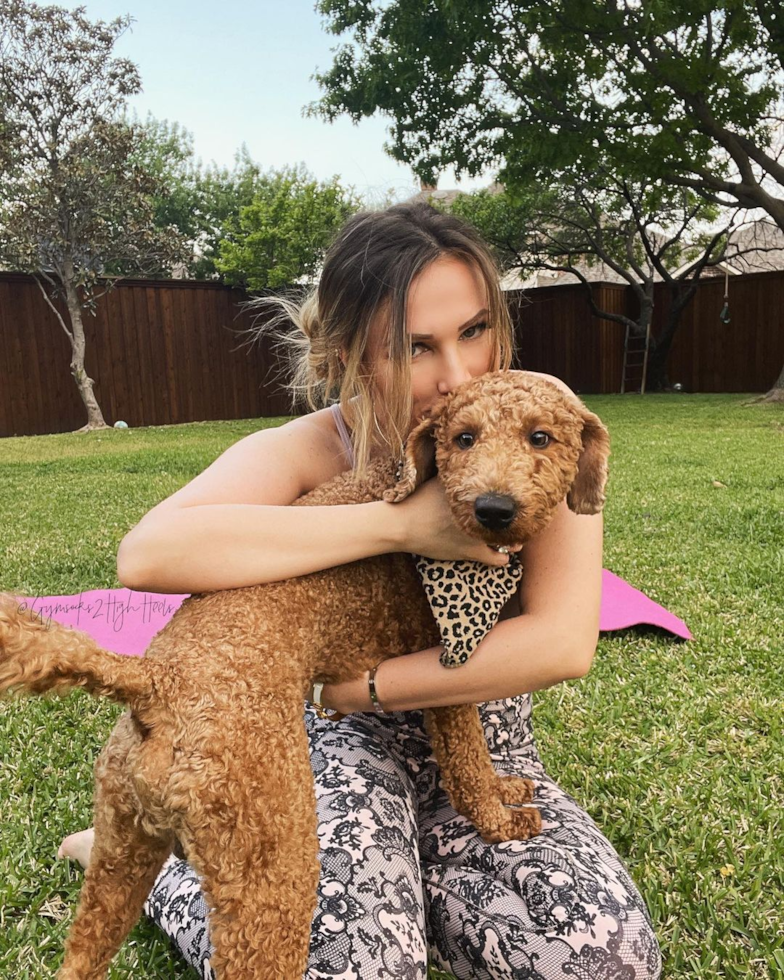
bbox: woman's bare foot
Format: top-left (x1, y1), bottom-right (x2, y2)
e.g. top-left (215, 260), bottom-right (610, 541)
top-left (57, 827), bottom-right (95, 869)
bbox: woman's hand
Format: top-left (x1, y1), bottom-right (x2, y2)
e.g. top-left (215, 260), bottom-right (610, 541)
top-left (393, 476), bottom-right (522, 566)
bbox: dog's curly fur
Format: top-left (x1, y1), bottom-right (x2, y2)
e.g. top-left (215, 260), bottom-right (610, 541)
top-left (0, 371), bottom-right (609, 979)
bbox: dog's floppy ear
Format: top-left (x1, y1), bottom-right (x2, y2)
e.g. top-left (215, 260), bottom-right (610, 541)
top-left (566, 410), bottom-right (611, 515)
top-left (382, 413), bottom-right (440, 503)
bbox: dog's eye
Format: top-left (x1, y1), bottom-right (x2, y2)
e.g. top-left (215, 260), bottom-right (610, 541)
top-left (529, 431), bottom-right (551, 448)
top-left (456, 432), bottom-right (475, 449)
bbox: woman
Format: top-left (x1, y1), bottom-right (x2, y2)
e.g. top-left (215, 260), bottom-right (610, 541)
top-left (59, 202), bottom-right (661, 979)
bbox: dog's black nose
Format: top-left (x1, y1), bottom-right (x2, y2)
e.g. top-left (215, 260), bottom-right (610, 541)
top-left (474, 494), bottom-right (517, 530)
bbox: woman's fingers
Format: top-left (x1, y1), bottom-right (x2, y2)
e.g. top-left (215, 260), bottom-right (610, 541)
top-left (482, 542), bottom-right (523, 566)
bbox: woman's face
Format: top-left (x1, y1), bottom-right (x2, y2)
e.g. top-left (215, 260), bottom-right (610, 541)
top-left (366, 255), bottom-right (496, 424)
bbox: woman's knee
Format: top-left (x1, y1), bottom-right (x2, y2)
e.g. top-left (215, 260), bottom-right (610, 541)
top-left (423, 861), bottom-right (662, 980)
top-left (562, 908), bottom-right (661, 980)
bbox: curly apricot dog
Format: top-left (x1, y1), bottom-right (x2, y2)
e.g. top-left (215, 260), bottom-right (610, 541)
top-left (0, 371), bottom-right (609, 979)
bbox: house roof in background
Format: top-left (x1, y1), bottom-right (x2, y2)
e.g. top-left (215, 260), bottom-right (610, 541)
top-left (409, 182), bottom-right (784, 290)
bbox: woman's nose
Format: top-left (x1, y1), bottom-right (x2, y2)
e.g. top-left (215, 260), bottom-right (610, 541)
top-left (437, 353), bottom-right (473, 395)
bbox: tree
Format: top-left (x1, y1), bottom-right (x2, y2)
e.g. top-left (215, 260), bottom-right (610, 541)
top-left (0, 2), bottom-right (187, 431)
top-left (215, 163), bottom-right (361, 291)
top-left (131, 119), bottom-right (274, 280)
top-left (197, 149), bottom-right (270, 280)
top-left (132, 119), bottom-right (342, 283)
top-left (310, 0), bottom-right (784, 400)
top-left (448, 176), bottom-right (748, 391)
top-left (129, 114), bottom-right (205, 261)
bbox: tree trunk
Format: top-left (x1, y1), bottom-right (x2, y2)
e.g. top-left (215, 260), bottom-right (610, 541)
top-left (746, 359), bottom-right (784, 404)
top-left (771, 361), bottom-right (784, 396)
top-left (645, 280), bottom-right (700, 392)
top-left (645, 338), bottom-right (670, 392)
top-left (63, 278), bottom-right (111, 432)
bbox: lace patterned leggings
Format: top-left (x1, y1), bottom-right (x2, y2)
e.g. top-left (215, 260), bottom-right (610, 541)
top-left (142, 696), bottom-right (662, 979)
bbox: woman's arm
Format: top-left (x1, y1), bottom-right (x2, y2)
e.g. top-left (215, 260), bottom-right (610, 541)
top-left (117, 411), bottom-right (514, 594)
top-left (116, 417), bottom-right (405, 593)
top-left (120, 501), bottom-right (409, 593)
top-left (323, 499), bottom-right (604, 712)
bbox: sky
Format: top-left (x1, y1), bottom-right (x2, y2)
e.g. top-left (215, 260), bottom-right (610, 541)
top-left (64, 0), bottom-right (492, 203)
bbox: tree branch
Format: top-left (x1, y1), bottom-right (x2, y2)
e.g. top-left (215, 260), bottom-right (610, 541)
top-left (537, 260), bottom-right (639, 331)
top-left (32, 273), bottom-right (74, 344)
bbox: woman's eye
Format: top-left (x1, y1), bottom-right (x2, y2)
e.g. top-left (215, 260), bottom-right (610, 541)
top-left (410, 322), bottom-right (488, 358)
top-left (462, 322), bottom-right (487, 339)
top-left (529, 431), bottom-right (551, 448)
top-left (456, 432), bottom-right (475, 449)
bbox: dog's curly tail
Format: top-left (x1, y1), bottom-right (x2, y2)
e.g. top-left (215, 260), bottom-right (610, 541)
top-left (0, 592), bottom-right (154, 706)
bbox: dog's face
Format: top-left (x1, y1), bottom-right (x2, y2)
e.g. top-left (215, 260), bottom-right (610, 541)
top-left (385, 370), bottom-right (610, 547)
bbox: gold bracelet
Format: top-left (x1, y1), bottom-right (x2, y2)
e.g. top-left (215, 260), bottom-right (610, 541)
top-left (368, 661), bottom-right (388, 716)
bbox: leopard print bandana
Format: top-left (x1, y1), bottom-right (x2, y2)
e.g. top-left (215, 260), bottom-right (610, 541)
top-left (414, 553), bottom-right (523, 667)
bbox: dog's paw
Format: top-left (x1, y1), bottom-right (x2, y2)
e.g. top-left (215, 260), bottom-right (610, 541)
top-left (479, 804), bottom-right (542, 844)
top-left (495, 775), bottom-right (535, 807)
top-left (382, 485), bottom-right (409, 504)
top-left (506, 805), bottom-right (542, 840)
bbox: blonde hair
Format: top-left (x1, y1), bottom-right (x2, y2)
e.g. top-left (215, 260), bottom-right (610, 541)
top-left (244, 201), bottom-right (515, 478)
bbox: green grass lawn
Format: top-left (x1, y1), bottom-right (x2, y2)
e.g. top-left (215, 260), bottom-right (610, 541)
top-left (0, 394), bottom-right (782, 979)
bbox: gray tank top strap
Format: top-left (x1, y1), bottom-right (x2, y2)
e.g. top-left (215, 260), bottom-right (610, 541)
top-left (329, 402), bottom-right (355, 467)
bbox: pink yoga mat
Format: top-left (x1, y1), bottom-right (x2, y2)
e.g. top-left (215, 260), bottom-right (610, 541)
top-left (7, 570), bottom-right (691, 657)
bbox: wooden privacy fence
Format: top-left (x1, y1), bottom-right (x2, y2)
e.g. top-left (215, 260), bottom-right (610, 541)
top-left (650, 270), bottom-right (783, 394)
top-left (0, 274), bottom-right (292, 438)
top-left (510, 271), bottom-right (784, 396)
top-left (1, 269), bottom-right (782, 437)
